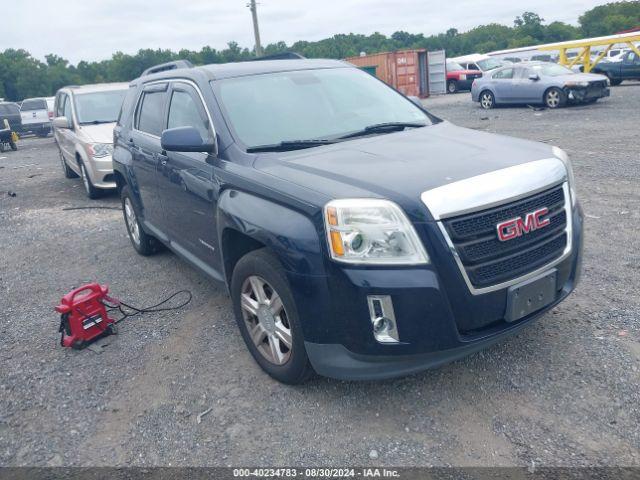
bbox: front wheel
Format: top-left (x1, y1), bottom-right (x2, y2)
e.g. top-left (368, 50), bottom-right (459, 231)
top-left (231, 249), bottom-right (314, 384)
top-left (120, 185), bottom-right (158, 256)
top-left (447, 80), bottom-right (458, 94)
top-left (544, 87), bottom-right (566, 109)
top-left (480, 90), bottom-right (495, 109)
top-left (9, 141), bottom-right (17, 151)
top-left (79, 161), bottom-right (101, 199)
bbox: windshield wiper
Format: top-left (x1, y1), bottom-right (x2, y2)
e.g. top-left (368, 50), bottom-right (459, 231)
top-left (338, 122), bottom-right (427, 140)
top-left (246, 139), bottom-right (336, 153)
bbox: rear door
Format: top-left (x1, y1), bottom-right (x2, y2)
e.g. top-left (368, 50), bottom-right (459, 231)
top-left (490, 68), bottom-right (517, 102)
top-left (129, 83), bottom-right (169, 230)
top-left (156, 81), bottom-right (220, 266)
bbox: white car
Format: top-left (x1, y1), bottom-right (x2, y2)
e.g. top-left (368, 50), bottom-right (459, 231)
top-left (20, 98), bottom-right (51, 137)
top-left (53, 83), bottom-right (128, 198)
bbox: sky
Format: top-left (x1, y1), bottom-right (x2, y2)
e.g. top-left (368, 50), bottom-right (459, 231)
top-left (10, 0), bottom-right (607, 64)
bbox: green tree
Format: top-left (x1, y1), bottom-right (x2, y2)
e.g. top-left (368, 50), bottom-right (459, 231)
top-left (579, 1), bottom-right (640, 36)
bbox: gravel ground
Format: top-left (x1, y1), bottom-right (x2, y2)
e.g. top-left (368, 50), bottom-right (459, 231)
top-left (0, 83), bottom-right (638, 468)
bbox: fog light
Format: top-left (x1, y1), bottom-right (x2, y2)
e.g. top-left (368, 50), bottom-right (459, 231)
top-left (367, 295), bottom-right (399, 344)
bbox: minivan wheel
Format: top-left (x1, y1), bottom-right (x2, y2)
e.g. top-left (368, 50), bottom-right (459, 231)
top-left (79, 161), bottom-right (101, 199)
top-left (120, 185), bottom-right (157, 256)
top-left (480, 90), bottom-right (495, 109)
top-left (544, 87), bottom-right (566, 109)
top-left (59, 149), bottom-right (78, 179)
top-left (231, 248), bottom-right (314, 384)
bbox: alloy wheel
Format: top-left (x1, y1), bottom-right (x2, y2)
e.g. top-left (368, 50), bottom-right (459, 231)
top-left (124, 197), bottom-right (141, 246)
top-left (80, 163), bottom-right (91, 193)
top-left (480, 92), bottom-right (493, 109)
top-left (240, 275), bottom-right (292, 366)
top-left (546, 90), bottom-right (560, 108)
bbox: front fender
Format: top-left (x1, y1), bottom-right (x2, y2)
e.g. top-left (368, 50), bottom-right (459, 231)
top-left (217, 189), bottom-right (326, 277)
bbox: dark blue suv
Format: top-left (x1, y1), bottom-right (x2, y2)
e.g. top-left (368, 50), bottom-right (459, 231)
top-left (113, 58), bottom-right (583, 384)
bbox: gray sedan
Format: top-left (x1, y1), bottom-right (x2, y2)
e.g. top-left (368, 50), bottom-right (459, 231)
top-left (471, 62), bottom-right (610, 109)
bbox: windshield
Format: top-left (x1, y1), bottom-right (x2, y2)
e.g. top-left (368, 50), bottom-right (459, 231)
top-left (74, 90), bottom-right (127, 124)
top-left (477, 58), bottom-right (503, 71)
top-left (212, 68), bottom-right (431, 148)
top-left (446, 61), bottom-right (465, 71)
top-left (531, 63), bottom-right (574, 76)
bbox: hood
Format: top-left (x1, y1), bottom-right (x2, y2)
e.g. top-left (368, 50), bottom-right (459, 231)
top-left (78, 122), bottom-right (116, 144)
top-left (253, 122), bottom-right (555, 221)
top-left (556, 72), bottom-right (608, 83)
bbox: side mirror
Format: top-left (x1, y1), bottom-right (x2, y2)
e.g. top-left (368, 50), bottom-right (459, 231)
top-left (408, 96), bottom-right (423, 108)
top-left (528, 74), bottom-right (540, 81)
top-left (53, 116), bottom-right (71, 129)
top-left (161, 126), bottom-right (216, 154)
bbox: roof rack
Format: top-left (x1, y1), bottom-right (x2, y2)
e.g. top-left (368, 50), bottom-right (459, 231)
top-left (250, 52), bottom-right (306, 61)
top-left (141, 60), bottom-right (194, 77)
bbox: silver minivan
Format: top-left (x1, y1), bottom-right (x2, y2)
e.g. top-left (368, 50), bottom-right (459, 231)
top-left (53, 83), bottom-right (128, 198)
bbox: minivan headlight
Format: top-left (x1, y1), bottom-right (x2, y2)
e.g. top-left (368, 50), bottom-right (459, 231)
top-left (324, 199), bottom-right (429, 265)
top-left (552, 146), bottom-right (577, 206)
top-left (88, 143), bottom-right (113, 158)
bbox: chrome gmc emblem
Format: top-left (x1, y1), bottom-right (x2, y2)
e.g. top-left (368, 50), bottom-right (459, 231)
top-left (497, 207), bottom-right (550, 242)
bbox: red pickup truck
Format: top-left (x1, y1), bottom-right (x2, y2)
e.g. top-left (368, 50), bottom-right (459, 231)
top-left (446, 60), bottom-right (483, 93)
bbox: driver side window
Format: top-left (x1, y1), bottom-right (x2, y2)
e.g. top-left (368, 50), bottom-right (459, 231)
top-left (167, 87), bottom-right (210, 141)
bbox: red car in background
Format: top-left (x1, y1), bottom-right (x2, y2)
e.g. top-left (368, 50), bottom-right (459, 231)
top-left (446, 60), bottom-right (483, 93)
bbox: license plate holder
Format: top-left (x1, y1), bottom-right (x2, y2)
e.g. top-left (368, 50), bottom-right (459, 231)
top-left (505, 269), bottom-right (557, 323)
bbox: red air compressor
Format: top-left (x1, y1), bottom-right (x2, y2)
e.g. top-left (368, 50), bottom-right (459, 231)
top-left (55, 283), bottom-right (118, 349)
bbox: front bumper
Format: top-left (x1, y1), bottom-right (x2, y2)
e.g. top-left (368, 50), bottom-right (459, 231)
top-left (297, 204), bottom-right (583, 381)
top-left (86, 154), bottom-right (116, 189)
top-left (567, 86), bottom-right (610, 102)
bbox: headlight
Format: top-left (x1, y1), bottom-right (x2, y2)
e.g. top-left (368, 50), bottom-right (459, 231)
top-left (324, 199), bottom-right (429, 265)
top-left (88, 143), bottom-right (113, 158)
top-left (565, 81), bottom-right (589, 87)
top-left (552, 146), bottom-right (577, 206)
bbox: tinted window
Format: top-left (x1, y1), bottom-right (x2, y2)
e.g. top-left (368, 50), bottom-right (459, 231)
top-left (137, 91), bottom-right (166, 136)
top-left (74, 90), bottom-right (127, 124)
top-left (167, 89), bottom-right (209, 140)
top-left (627, 52), bottom-right (639, 63)
top-left (21, 99), bottom-right (47, 111)
top-left (55, 93), bottom-right (66, 117)
top-left (492, 68), bottom-right (514, 79)
top-left (117, 87), bottom-right (139, 126)
top-left (0, 104), bottom-right (19, 115)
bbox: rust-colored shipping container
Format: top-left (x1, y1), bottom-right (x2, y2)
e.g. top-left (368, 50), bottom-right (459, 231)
top-left (346, 49), bottom-right (429, 98)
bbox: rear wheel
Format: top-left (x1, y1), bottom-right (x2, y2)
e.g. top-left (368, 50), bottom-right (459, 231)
top-left (121, 185), bottom-right (157, 256)
top-left (231, 248), bottom-right (313, 384)
top-left (447, 80), bottom-right (458, 94)
top-left (604, 73), bottom-right (622, 86)
top-left (9, 141), bottom-right (17, 151)
top-left (480, 90), bottom-right (495, 109)
top-left (79, 160), bottom-right (101, 199)
top-left (544, 87), bottom-right (566, 109)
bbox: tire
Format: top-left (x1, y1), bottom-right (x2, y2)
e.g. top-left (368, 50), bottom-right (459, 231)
top-left (78, 159), bottom-right (101, 199)
top-left (9, 141), bottom-right (17, 151)
top-left (603, 73), bottom-right (622, 86)
top-left (544, 87), bottom-right (566, 109)
top-left (120, 185), bottom-right (158, 256)
top-left (59, 148), bottom-right (78, 179)
top-left (231, 248), bottom-right (314, 384)
top-left (37, 130), bottom-right (49, 138)
top-left (479, 90), bottom-right (495, 109)
top-left (0, 143), bottom-right (4, 153)
top-left (447, 80), bottom-right (458, 94)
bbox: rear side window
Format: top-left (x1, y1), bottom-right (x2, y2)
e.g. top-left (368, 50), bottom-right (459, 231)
top-left (136, 91), bottom-right (166, 136)
top-left (21, 99), bottom-right (47, 111)
top-left (493, 68), bottom-right (514, 79)
top-left (117, 86), bottom-right (138, 126)
top-left (0, 104), bottom-right (19, 115)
